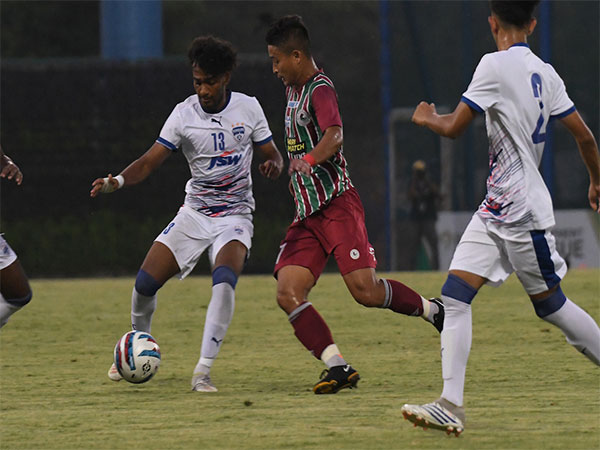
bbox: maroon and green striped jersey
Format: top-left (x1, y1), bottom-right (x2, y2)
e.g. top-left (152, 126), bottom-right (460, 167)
top-left (284, 71), bottom-right (354, 221)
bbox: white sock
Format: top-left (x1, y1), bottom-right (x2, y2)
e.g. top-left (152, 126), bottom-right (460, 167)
top-left (194, 282), bottom-right (235, 375)
top-left (421, 297), bottom-right (440, 324)
top-left (440, 295), bottom-right (472, 407)
top-left (542, 298), bottom-right (600, 365)
top-left (0, 293), bottom-right (21, 328)
top-left (131, 287), bottom-right (157, 333)
top-left (321, 344), bottom-right (346, 368)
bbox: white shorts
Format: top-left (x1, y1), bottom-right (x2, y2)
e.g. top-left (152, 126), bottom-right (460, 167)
top-left (154, 205), bottom-right (253, 279)
top-left (0, 235), bottom-right (18, 270)
top-left (449, 214), bottom-right (567, 295)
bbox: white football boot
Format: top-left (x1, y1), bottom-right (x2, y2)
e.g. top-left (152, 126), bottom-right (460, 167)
top-left (107, 363), bottom-right (123, 382)
top-left (401, 397), bottom-right (465, 436)
top-left (191, 373), bottom-right (218, 392)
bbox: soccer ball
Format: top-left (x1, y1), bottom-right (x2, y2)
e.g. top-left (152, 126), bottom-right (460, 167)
top-left (113, 330), bottom-right (161, 383)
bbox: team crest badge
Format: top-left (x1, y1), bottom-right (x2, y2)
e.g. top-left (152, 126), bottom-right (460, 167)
top-left (297, 109), bottom-right (311, 126)
top-left (232, 124), bottom-right (245, 142)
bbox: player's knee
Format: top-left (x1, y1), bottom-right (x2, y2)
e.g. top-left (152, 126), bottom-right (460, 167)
top-left (276, 287), bottom-right (300, 313)
top-left (212, 265), bottom-right (238, 289)
top-left (134, 269), bottom-right (163, 297)
top-left (5, 290), bottom-right (33, 307)
top-left (349, 282), bottom-right (380, 307)
top-left (531, 285), bottom-right (566, 318)
top-left (441, 274), bottom-right (478, 304)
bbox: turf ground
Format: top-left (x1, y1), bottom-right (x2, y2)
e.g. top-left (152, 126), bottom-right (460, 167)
top-left (1, 270), bottom-right (599, 449)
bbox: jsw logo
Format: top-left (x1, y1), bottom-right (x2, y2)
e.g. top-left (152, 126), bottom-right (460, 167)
top-left (208, 152), bottom-right (242, 170)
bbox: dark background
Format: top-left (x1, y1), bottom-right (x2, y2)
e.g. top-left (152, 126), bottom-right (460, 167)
top-left (1, 1), bottom-right (598, 277)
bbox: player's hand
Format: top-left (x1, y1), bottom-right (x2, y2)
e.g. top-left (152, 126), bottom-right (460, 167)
top-left (90, 174), bottom-right (120, 197)
top-left (288, 158), bottom-right (312, 176)
top-left (259, 159), bottom-right (283, 180)
top-left (588, 182), bottom-right (600, 213)
top-left (0, 159), bottom-right (23, 185)
top-left (412, 102), bottom-right (437, 127)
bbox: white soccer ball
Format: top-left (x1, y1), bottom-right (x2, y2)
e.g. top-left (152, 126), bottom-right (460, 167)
top-left (113, 330), bottom-right (161, 383)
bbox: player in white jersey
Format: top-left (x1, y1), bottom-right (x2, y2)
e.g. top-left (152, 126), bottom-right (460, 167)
top-left (91, 36), bottom-right (283, 391)
top-left (401, 1), bottom-right (600, 435)
top-left (0, 145), bottom-right (33, 328)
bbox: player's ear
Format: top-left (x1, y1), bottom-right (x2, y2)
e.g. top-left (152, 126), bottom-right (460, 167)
top-left (488, 15), bottom-right (499, 36)
top-left (527, 18), bottom-right (537, 35)
top-left (222, 71), bottom-right (232, 85)
top-left (292, 49), bottom-right (302, 63)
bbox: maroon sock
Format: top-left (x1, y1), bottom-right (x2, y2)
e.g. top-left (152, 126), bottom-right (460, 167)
top-left (385, 279), bottom-right (424, 316)
top-left (289, 303), bottom-right (334, 360)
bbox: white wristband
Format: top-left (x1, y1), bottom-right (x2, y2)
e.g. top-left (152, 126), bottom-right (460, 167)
top-left (100, 174), bottom-right (125, 194)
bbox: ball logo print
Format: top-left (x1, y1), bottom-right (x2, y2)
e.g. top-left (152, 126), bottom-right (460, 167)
top-left (114, 330), bottom-right (161, 383)
top-left (350, 249), bottom-right (360, 260)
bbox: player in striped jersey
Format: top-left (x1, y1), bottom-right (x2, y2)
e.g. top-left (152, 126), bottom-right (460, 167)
top-left (266, 15), bottom-right (444, 394)
top-left (401, 1), bottom-right (600, 435)
top-left (91, 36), bottom-right (283, 391)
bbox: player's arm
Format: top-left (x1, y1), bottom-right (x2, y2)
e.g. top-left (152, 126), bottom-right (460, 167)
top-left (289, 126), bottom-right (343, 176)
top-left (90, 142), bottom-right (172, 197)
top-left (256, 139), bottom-right (284, 180)
top-left (412, 101), bottom-right (477, 139)
top-left (0, 145), bottom-right (23, 185)
top-left (559, 110), bottom-right (600, 212)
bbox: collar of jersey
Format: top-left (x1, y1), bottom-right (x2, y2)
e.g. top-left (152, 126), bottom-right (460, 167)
top-left (294, 69), bottom-right (324, 93)
top-left (199, 90), bottom-right (232, 115)
top-left (509, 42), bottom-right (529, 49)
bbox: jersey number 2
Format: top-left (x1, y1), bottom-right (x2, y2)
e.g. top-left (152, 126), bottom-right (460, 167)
top-left (530, 73), bottom-right (546, 144)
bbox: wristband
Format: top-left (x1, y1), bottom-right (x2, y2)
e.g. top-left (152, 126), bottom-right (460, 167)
top-left (115, 174), bottom-right (125, 189)
top-left (302, 153), bottom-right (316, 167)
top-left (100, 174), bottom-right (125, 194)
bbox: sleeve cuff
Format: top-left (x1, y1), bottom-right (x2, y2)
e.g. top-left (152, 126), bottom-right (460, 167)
top-left (551, 105), bottom-right (576, 119)
top-left (156, 137), bottom-right (178, 151)
top-left (461, 96), bottom-right (484, 114)
top-left (253, 135), bottom-right (273, 146)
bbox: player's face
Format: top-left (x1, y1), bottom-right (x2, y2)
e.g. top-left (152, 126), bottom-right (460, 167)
top-left (192, 66), bottom-right (230, 113)
top-left (268, 45), bottom-right (298, 88)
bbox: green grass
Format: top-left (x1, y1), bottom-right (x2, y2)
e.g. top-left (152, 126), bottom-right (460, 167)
top-left (1, 270), bottom-right (599, 449)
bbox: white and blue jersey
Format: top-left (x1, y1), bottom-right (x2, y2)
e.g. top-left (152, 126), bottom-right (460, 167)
top-left (157, 92), bottom-right (273, 217)
top-left (462, 43), bottom-right (575, 230)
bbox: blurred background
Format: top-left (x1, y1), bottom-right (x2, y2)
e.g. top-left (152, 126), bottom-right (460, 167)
top-left (1, 0), bottom-right (598, 277)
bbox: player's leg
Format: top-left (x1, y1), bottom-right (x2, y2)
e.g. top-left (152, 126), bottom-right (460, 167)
top-left (132, 241), bottom-right (180, 332)
top-left (530, 285), bottom-right (600, 365)
top-left (108, 240), bottom-right (179, 381)
top-left (192, 239), bottom-right (247, 392)
top-left (514, 229), bottom-right (600, 365)
top-left (402, 215), bottom-right (505, 435)
top-left (277, 264), bottom-right (359, 394)
top-left (326, 189), bottom-right (443, 330)
top-left (0, 258), bottom-right (32, 329)
top-left (400, 269), bottom-right (482, 436)
top-left (342, 267), bottom-right (445, 332)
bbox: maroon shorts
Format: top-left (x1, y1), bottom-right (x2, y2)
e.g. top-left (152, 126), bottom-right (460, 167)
top-left (273, 188), bottom-right (377, 280)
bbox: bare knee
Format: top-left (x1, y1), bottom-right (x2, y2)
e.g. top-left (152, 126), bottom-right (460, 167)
top-left (348, 280), bottom-right (382, 307)
top-left (276, 286), bottom-right (306, 315)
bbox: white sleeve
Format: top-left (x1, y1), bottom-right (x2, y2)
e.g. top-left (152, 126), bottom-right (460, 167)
top-left (249, 97), bottom-right (273, 145)
top-left (156, 106), bottom-right (182, 151)
top-left (548, 67), bottom-right (575, 118)
top-left (461, 54), bottom-right (500, 113)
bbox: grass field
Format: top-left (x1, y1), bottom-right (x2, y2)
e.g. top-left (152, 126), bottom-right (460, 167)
top-left (1, 270), bottom-right (599, 449)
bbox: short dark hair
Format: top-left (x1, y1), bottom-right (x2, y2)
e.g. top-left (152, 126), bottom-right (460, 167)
top-left (187, 36), bottom-right (237, 76)
top-left (265, 15), bottom-right (311, 56)
top-left (490, 1), bottom-right (540, 28)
